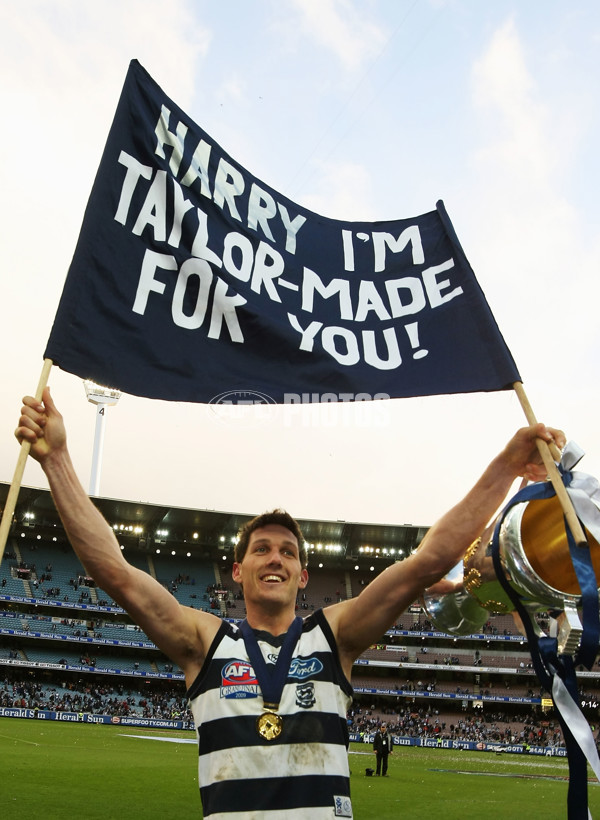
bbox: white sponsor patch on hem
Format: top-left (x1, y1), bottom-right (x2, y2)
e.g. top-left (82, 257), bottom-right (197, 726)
top-left (334, 795), bottom-right (353, 817)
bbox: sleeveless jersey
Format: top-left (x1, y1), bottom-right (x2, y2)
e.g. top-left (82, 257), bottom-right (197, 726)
top-left (187, 608), bottom-right (353, 819)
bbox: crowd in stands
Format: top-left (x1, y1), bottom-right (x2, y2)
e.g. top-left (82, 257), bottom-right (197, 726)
top-left (1, 672), bottom-right (567, 746)
top-left (0, 674), bottom-right (191, 723)
top-left (347, 703), bottom-right (567, 747)
top-left (2, 665), bottom-right (591, 750)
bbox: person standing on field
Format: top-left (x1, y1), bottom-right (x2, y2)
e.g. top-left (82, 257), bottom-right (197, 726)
top-left (373, 723), bottom-right (393, 776)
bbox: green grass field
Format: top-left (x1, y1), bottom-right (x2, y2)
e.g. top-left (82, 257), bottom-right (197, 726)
top-left (0, 718), bottom-right (597, 818)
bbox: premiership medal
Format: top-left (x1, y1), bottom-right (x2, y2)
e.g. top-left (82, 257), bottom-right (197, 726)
top-left (240, 617), bottom-right (303, 742)
top-left (257, 709), bottom-right (283, 741)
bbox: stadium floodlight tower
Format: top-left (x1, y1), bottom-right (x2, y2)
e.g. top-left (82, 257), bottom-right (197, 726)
top-left (84, 380), bottom-right (122, 497)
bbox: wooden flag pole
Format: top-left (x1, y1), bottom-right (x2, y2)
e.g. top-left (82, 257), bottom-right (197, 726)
top-left (513, 380), bottom-right (587, 547)
top-left (0, 358), bottom-right (54, 565)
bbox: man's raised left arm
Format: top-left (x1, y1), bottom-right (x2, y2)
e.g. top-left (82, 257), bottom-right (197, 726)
top-left (325, 423), bottom-right (565, 678)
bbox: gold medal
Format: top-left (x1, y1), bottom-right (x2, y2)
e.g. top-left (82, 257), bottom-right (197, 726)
top-left (257, 710), bottom-right (283, 740)
top-left (240, 618), bottom-right (302, 742)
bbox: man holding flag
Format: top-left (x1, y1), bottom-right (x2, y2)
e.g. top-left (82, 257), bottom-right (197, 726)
top-left (15, 386), bottom-right (563, 818)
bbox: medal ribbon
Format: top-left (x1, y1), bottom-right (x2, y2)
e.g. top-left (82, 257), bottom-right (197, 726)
top-left (240, 616), bottom-right (303, 709)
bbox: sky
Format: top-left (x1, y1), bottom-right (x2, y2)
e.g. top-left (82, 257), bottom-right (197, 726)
top-left (0, 0), bottom-right (599, 530)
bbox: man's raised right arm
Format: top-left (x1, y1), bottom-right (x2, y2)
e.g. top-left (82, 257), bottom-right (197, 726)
top-left (15, 387), bottom-right (220, 684)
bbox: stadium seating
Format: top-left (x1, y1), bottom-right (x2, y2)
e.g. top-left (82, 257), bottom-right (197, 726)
top-left (1, 524), bottom-right (599, 745)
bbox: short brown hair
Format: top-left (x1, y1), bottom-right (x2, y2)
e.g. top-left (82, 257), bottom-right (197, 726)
top-left (235, 509), bottom-right (307, 568)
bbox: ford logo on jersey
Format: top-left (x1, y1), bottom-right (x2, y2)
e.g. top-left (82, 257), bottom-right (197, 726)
top-left (220, 660), bottom-right (260, 699)
top-left (289, 657), bottom-right (323, 680)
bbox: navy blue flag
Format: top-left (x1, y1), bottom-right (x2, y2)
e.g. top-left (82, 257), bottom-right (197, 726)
top-left (45, 59), bottom-right (520, 404)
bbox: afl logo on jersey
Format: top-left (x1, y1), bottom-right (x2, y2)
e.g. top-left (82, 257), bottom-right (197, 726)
top-left (220, 660), bottom-right (261, 699)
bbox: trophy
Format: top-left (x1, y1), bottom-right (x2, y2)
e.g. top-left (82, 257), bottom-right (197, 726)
top-left (423, 490), bottom-right (600, 655)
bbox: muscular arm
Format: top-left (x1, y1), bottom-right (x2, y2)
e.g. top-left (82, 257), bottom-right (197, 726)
top-left (16, 388), bottom-right (220, 685)
top-left (325, 423), bottom-right (565, 679)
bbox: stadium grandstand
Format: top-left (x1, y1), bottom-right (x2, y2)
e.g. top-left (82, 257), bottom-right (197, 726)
top-left (2, 480), bottom-right (600, 750)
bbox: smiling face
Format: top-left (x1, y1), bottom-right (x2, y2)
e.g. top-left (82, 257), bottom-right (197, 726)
top-left (232, 524), bottom-right (309, 609)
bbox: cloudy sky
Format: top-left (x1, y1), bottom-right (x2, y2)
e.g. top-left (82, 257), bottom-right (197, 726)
top-left (0, 0), bottom-right (598, 530)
